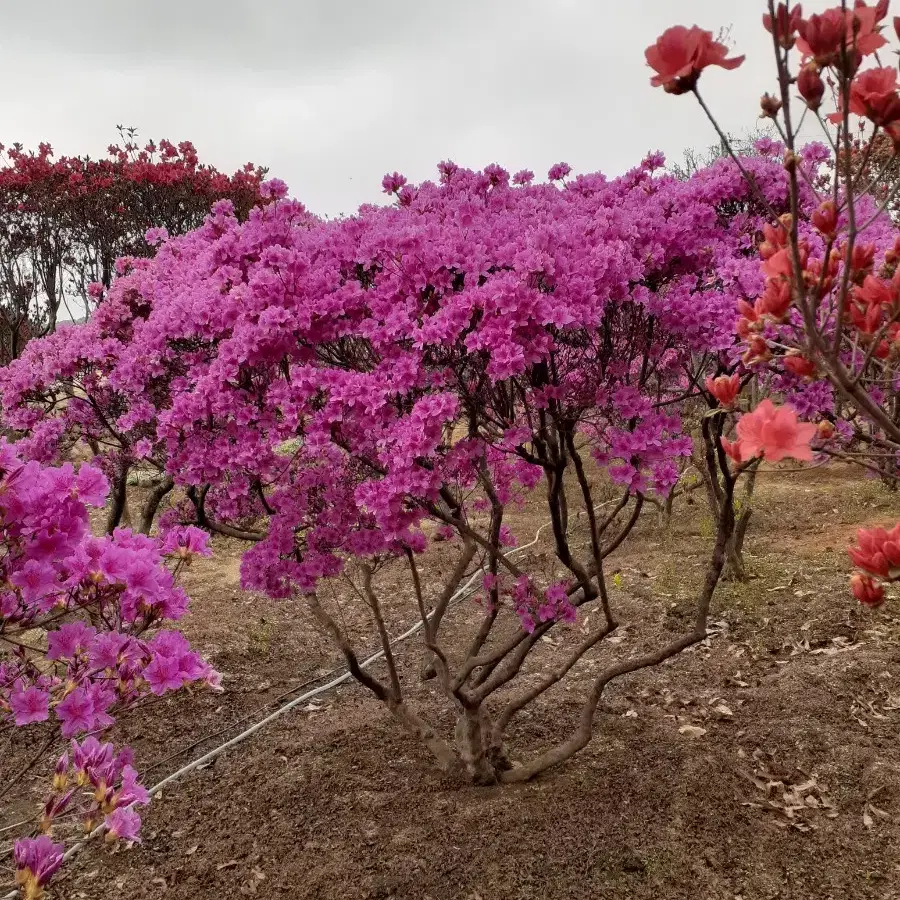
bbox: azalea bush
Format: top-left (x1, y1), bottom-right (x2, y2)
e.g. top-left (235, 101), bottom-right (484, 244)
top-left (0, 443), bottom-right (216, 897)
top-left (0, 151), bottom-right (806, 542)
top-left (0, 153), bottom-right (826, 786)
top-left (647, 0), bottom-right (900, 605)
top-left (0, 181), bottom-right (310, 536)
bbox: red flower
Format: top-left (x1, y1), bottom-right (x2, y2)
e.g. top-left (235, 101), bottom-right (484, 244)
top-left (758, 220), bottom-right (790, 259)
top-left (645, 26), bottom-right (744, 95)
top-left (811, 200), bottom-right (838, 238)
top-left (757, 278), bottom-right (794, 319)
top-left (721, 436), bottom-right (748, 464)
top-left (783, 353), bottom-right (817, 379)
top-left (798, 63), bottom-right (826, 111)
top-left (855, 274), bottom-right (894, 307)
top-left (761, 248), bottom-right (795, 280)
top-left (762, 240), bottom-right (809, 280)
top-left (849, 300), bottom-right (883, 333)
top-left (848, 67), bottom-right (900, 126)
top-left (742, 335), bottom-right (772, 365)
top-left (799, 4), bottom-right (887, 65)
top-left (737, 299), bottom-right (759, 322)
top-left (705, 373), bottom-right (740, 407)
top-left (764, 3), bottom-right (804, 49)
top-left (851, 572), bottom-right (886, 607)
top-left (850, 0), bottom-right (890, 55)
top-left (796, 9), bottom-right (847, 65)
top-left (802, 258), bottom-right (836, 296)
top-left (850, 242), bottom-right (876, 273)
top-left (735, 399), bottom-right (816, 462)
top-left (848, 524), bottom-right (900, 578)
top-left (736, 316), bottom-right (754, 339)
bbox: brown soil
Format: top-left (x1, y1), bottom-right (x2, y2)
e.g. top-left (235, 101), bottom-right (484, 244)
top-left (4, 466), bottom-right (900, 899)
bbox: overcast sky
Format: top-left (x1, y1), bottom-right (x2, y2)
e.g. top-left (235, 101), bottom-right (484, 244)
top-left (0, 0), bottom-right (834, 219)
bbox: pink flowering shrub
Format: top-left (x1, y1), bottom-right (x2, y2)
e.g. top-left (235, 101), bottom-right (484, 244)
top-left (0, 155), bottom-right (822, 786)
top-left (0, 443), bottom-right (215, 897)
top-left (2, 152), bottom-right (796, 530)
top-left (0, 185), bottom-right (312, 535)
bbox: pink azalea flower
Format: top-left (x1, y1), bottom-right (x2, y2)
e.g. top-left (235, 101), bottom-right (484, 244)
top-left (735, 399), bottom-right (817, 463)
top-left (144, 654), bottom-right (184, 695)
top-left (116, 765), bottom-right (150, 806)
top-left (47, 621), bottom-right (96, 661)
top-left (9, 682), bottom-right (50, 726)
top-left (104, 807), bottom-right (142, 844)
top-left (14, 836), bottom-right (63, 895)
top-left (10, 559), bottom-right (58, 604)
top-left (56, 686), bottom-right (95, 737)
top-left (160, 525), bottom-right (211, 560)
top-left (74, 464), bottom-right (109, 506)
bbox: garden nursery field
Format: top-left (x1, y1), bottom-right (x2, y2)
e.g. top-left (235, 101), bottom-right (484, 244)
top-left (5, 3), bottom-right (900, 899)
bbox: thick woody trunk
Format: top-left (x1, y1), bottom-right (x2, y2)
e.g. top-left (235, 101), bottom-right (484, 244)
top-left (137, 476), bottom-right (175, 535)
top-left (105, 461), bottom-right (130, 534)
top-left (724, 467), bottom-right (756, 582)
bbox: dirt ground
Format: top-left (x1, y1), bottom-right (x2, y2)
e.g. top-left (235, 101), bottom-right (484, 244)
top-left (4, 465), bottom-right (900, 899)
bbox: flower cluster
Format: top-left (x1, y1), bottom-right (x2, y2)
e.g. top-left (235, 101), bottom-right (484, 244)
top-left (13, 837), bottom-right (63, 900)
top-left (511, 578), bottom-right (577, 633)
top-left (848, 524), bottom-right (900, 607)
top-left (0, 445), bottom-right (215, 895)
top-left (650, 4), bottom-right (900, 474)
top-left (649, 1), bottom-right (900, 611)
top-left (724, 399), bottom-right (817, 465)
top-left (2, 152), bottom-right (799, 564)
top-left (14, 738), bottom-right (149, 896)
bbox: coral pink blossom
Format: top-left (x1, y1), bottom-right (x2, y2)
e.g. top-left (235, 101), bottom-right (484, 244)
top-left (735, 400), bottom-right (816, 462)
top-left (705, 374), bottom-right (740, 407)
top-left (851, 572), bottom-right (886, 607)
top-left (783, 354), bottom-right (817, 379)
top-left (720, 436), bottom-right (748, 464)
top-left (763, 3), bottom-right (803, 49)
top-left (848, 67), bottom-right (900, 127)
top-left (645, 26), bottom-right (744, 95)
top-left (848, 524), bottom-right (900, 578)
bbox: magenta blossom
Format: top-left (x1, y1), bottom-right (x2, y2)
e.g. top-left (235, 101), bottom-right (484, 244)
top-left (9, 682), bottom-right (49, 726)
top-left (104, 807), bottom-right (142, 844)
top-left (14, 836), bottom-right (63, 898)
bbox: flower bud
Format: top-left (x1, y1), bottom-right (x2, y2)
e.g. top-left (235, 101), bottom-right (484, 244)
top-left (797, 63), bottom-right (825, 111)
top-left (760, 93), bottom-right (783, 118)
top-left (811, 200), bottom-right (838, 239)
top-left (705, 373), bottom-right (740, 407)
top-left (817, 419), bottom-right (835, 440)
top-left (783, 353), bottom-right (817, 379)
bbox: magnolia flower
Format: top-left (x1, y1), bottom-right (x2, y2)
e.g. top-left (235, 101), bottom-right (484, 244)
top-left (851, 572), bottom-right (886, 607)
top-left (705, 374), bottom-right (740, 407)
